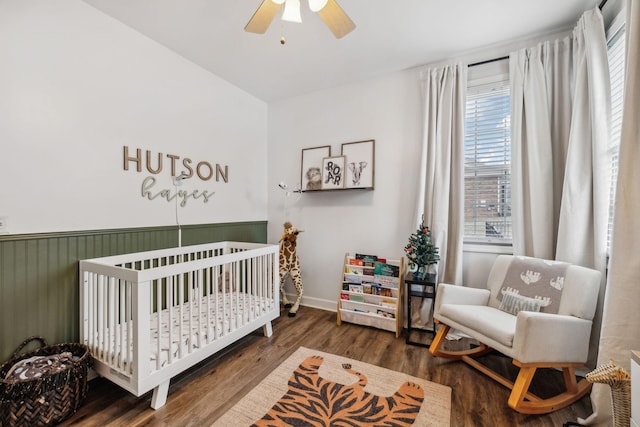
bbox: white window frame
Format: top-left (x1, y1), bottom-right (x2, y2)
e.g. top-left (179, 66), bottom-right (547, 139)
top-left (464, 60), bottom-right (512, 245)
top-left (606, 17), bottom-right (625, 253)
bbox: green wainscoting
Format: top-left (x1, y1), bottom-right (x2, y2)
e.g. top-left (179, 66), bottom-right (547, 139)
top-left (0, 221), bottom-right (267, 362)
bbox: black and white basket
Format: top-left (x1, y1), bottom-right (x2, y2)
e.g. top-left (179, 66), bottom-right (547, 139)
top-left (0, 336), bottom-right (91, 427)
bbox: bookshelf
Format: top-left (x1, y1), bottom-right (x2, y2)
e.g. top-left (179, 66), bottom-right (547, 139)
top-left (336, 252), bottom-right (404, 337)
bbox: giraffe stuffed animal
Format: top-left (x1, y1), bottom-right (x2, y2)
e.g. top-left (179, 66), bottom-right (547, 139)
top-left (279, 221), bottom-right (304, 317)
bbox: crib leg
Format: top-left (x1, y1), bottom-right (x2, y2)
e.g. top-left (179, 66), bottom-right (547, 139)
top-left (263, 321), bottom-right (273, 338)
top-left (151, 380), bottom-right (170, 409)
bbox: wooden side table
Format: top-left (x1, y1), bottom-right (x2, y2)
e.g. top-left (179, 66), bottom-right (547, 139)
top-left (404, 272), bottom-right (437, 347)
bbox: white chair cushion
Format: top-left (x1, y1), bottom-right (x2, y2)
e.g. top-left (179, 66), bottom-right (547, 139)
top-left (438, 304), bottom-right (517, 348)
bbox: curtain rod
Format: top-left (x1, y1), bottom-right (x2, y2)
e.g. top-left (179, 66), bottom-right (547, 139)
top-left (468, 55), bottom-right (509, 68)
top-left (470, 1), bottom-right (606, 69)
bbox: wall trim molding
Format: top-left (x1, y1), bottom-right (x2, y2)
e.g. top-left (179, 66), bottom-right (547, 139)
top-left (0, 221), bottom-right (267, 242)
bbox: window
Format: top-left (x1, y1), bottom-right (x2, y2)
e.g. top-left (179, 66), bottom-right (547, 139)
top-left (464, 79), bottom-right (512, 243)
top-left (607, 25), bottom-right (625, 251)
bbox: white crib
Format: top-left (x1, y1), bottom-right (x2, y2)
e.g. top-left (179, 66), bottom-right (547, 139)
top-left (79, 241), bottom-right (279, 409)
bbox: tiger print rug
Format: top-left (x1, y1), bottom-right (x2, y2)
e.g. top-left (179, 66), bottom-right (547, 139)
top-left (213, 347), bottom-right (451, 426)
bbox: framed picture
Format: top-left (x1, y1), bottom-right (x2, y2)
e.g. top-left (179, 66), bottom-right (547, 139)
top-left (301, 145), bottom-right (331, 191)
top-left (341, 139), bottom-right (375, 189)
top-left (321, 156), bottom-right (346, 190)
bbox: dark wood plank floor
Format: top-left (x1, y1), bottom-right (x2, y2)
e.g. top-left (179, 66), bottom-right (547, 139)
top-left (60, 306), bottom-right (591, 426)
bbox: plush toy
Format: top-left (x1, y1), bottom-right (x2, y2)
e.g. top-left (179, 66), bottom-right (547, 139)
top-left (279, 221), bottom-right (304, 317)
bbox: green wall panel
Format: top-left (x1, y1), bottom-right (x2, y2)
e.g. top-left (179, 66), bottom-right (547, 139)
top-left (0, 221), bottom-right (267, 362)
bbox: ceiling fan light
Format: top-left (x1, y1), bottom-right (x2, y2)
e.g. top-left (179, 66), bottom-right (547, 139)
top-left (308, 0), bottom-right (328, 12)
top-left (282, 0), bottom-right (302, 23)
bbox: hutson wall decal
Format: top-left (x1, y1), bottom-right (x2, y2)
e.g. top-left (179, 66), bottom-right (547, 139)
top-left (122, 146), bottom-right (229, 207)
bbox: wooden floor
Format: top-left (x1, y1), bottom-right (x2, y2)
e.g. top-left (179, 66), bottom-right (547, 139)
top-left (60, 306), bottom-right (592, 427)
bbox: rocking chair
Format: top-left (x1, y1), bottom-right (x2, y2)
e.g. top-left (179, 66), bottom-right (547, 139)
top-left (429, 255), bottom-right (601, 414)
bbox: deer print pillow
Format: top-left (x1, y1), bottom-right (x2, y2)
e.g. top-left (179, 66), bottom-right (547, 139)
top-left (497, 256), bottom-right (569, 314)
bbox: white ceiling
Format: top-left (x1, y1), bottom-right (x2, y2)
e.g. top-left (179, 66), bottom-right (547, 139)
top-left (82, 0), bottom-right (595, 102)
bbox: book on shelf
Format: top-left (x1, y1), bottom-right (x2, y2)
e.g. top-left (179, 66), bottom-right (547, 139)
top-left (374, 275), bottom-right (399, 288)
top-left (349, 293), bottom-right (365, 302)
top-left (355, 253), bottom-right (378, 265)
top-left (376, 309), bottom-right (395, 319)
top-left (363, 282), bottom-right (385, 294)
top-left (348, 258), bottom-right (364, 266)
top-left (369, 283), bottom-right (394, 297)
top-left (356, 254), bottom-right (391, 266)
top-left (344, 273), bottom-right (362, 284)
top-left (374, 262), bottom-right (399, 277)
top-left (379, 299), bottom-right (396, 308)
top-left (340, 292), bottom-right (350, 300)
top-left (348, 284), bottom-right (364, 293)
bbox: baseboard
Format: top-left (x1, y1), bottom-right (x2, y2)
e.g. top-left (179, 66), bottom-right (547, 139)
top-left (88, 367), bottom-right (98, 381)
top-left (283, 293), bottom-right (336, 312)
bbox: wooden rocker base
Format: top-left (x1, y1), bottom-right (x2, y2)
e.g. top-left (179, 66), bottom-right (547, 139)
top-left (429, 323), bottom-right (592, 414)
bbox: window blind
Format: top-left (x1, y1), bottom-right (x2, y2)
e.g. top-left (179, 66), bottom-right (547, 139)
top-left (464, 81), bottom-right (512, 242)
top-left (607, 27), bottom-right (625, 251)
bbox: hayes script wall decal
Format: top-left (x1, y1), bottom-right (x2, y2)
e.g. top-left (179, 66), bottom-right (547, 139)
top-left (123, 146), bottom-right (229, 207)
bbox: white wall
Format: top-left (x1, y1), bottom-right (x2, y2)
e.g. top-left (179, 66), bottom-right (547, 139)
top-left (267, 70), bottom-right (424, 309)
top-left (0, 0), bottom-right (268, 234)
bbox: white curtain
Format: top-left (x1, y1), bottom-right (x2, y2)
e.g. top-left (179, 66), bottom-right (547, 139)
top-left (582, 0), bottom-right (640, 424)
top-left (555, 8), bottom-right (611, 281)
top-left (510, 37), bottom-right (573, 260)
top-left (558, 8), bottom-right (612, 373)
top-left (417, 63), bottom-right (466, 287)
top-left (510, 8), bottom-right (611, 368)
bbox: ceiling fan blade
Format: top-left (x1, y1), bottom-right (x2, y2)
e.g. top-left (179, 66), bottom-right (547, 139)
top-left (245, 0), bottom-right (282, 34)
top-left (316, 0), bottom-right (356, 39)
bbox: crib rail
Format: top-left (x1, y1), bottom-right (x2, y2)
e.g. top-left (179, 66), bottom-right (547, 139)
top-left (79, 241), bottom-right (278, 392)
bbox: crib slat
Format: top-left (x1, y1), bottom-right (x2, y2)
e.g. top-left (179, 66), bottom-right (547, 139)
top-left (118, 279), bottom-right (125, 370)
top-left (205, 267), bottom-right (211, 345)
top-left (126, 281), bottom-right (133, 374)
top-left (107, 277), bottom-right (115, 365)
top-left (198, 269), bottom-right (206, 347)
top-left (167, 274), bottom-right (174, 367)
top-left (86, 273), bottom-right (95, 353)
top-left (245, 258), bottom-right (250, 322)
top-left (187, 270), bottom-right (194, 356)
top-left (221, 263), bottom-right (226, 337)
top-left (97, 274), bottom-right (105, 361)
top-left (178, 272), bottom-right (184, 359)
top-left (234, 261), bottom-right (240, 329)
top-left (155, 278), bottom-right (161, 372)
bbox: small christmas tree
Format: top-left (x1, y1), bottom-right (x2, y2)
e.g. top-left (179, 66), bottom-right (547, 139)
top-left (404, 215), bottom-right (439, 275)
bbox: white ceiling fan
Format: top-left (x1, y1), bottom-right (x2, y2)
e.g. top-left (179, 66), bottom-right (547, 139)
top-left (245, 0), bottom-right (356, 39)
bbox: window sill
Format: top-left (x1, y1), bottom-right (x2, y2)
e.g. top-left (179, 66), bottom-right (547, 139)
top-left (463, 242), bottom-right (513, 254)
